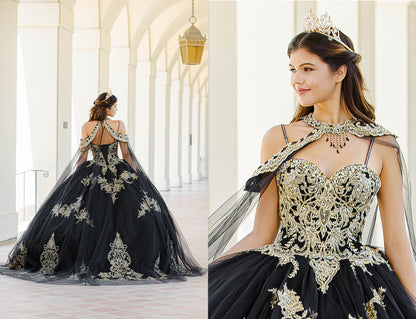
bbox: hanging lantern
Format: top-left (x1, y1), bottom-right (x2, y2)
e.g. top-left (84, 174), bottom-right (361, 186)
top-left (179, 0), bottom-right (207, 65)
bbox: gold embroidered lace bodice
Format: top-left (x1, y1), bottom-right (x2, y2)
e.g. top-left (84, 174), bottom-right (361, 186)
top-left (78, 121), bottom-right (138, 203)
top-left (255, 158), bottom-right (388, 293)
top-left (277, 158), bottom-right (380, 255)
top-left (90, 140), bottom-right (117, 153)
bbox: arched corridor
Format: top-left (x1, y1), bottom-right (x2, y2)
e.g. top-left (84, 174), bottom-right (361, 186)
top-left (0, 0), bottom-right (208, 241)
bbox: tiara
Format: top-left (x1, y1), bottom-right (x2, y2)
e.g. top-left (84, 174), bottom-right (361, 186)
top-left (105, 88), bottom-right (112, 99)
top-left (302, 11), bottom-right (353, 52)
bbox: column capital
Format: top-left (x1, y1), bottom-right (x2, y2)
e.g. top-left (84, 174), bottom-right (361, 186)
top-left (110, 47), bottom-right (129, 64)
top-left (73, 29), bottom-right (111, 52)
top-left (129, 48), bottom-right (137, 67)
top-left (377, 1), bottom-right (410, 7)
top-left (137, 60), bottom-right (152, 76)
top-left (156, 71), bottom-right (169, 86)
top-left (18, 2), bottom-right (74, 32)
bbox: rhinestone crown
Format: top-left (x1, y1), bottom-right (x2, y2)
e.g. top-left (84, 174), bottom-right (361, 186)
top-left (105, 88), bottom-right (112, 100)
top-left (302, 11), bottom-right (353, 52)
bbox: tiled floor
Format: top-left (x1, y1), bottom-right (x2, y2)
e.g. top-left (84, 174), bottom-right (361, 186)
top-left (0, 180), bottom-right (208, 319)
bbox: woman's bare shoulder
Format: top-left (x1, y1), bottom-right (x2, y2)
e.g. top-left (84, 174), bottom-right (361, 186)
top-left (265, 120), bottom-right (309, 140)
top-left (105, 119), bottom-right (126, 133)
top-left (82, 120), bottom-right (98, 127)
top-left (81, 121), bottom-right (98, 138)
top-left (261, 124), bottom-right (288, 162)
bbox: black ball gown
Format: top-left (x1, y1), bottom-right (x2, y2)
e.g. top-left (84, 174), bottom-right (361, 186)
top-left (0, 120), bottom-right (203, 284)
top-left (209, 115), bottom-right (416, 318)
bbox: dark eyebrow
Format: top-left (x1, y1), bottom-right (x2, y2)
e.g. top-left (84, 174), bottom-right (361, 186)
top-left (289, 63), bottom-right (317, 67)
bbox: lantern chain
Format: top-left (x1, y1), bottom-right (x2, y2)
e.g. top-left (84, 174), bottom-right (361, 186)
top-left (189, 0), bottom-right (197, 25)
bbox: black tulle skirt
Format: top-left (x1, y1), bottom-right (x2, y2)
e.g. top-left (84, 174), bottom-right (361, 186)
top-left (0, 154), bottom-right (203, 285)
top-left (209, 250), bottom-right (416, 318)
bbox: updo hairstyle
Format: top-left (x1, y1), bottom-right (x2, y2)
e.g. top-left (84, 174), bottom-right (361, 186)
top-left (89, 92), bottom-right (117, 121)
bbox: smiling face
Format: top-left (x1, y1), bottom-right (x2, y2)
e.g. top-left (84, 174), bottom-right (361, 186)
top-left (106, 102), bottom-right (118, 117)
top-left (289, 48), bottom-right (342, 108)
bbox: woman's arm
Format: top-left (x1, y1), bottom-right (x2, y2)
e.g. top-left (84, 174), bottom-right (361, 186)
top-left (117, 121), bottom-right (135, 170)
top-left (221, 126), bottom-right (286, 256)
top-left (76, 123), bottom-right (91, 167)
top-left (377, 136), bottom-right (416, 297)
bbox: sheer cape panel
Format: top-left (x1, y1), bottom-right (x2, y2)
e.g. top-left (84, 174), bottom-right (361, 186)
top-left (208, 119), bottom-right (416, 263)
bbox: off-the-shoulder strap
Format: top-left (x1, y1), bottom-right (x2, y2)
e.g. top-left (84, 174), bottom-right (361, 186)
top-left (103, 120), bottom-right (128, 142)
top-left (281, 124), bottom-right (289, 144)
top-left (364, 136), bottom-right (375, 166)
top-left (79, 121), bottom-right (100, 148)
top-left (252, 128), bottom-right (322, 177)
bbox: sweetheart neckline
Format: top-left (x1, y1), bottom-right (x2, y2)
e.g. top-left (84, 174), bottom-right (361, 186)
top-left (285, 158), bottom-right (381, 183)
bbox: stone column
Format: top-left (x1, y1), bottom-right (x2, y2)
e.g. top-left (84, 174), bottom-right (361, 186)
top-left (72, 28), bottom-right (110, 152)
top-left (135, 61), bottom-right (151, 171)
top-left (202, 92), bottom-right (209, 179)
top-left (358, 1), bottom-right (376, 103)
top-left (164, 72), bottom-right (172, 189)
top-left (99, 30), bottom-right (111, 93)
top-left (154, 70), bottom-right (169, 190)
top-left (375, 1), bottom-right (409, 154)
top-left (0, 0), bottom-right (18, 241)
top-left (148, 62), bottom-right (157, 180)
top-left (407, 1), bottom-right (416, 206)
top-left (127, 49), bottom-right (137, 144)
top-left (192, 88), bottom-right (201, 181)
top-left (182, 83), bottom-right (191, 184)
top-left (209, 1), bottom-right (238, 212)
top-left (109, 47), bottom-right (129, 125)
top-left (17, 0), bottom-right (73, 215)
top-left (177, 79), bottom-right (185, 186)
top-left (169, 78), bottom-right (181, 187)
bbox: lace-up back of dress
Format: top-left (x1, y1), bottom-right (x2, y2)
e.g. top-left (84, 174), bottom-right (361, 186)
top-left (276, 124), bottom-right (381, 254)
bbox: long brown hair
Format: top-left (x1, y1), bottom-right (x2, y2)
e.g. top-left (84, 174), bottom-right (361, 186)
top-left (288, 31), bottom-right (375, 123)
top-left (89, 92), bottom-right (117, 121)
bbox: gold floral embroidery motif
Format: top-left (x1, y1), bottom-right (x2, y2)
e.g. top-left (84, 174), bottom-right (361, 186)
top-left (67, 261), bottom-right (90, 280)
top-left (98, 232), bottom-right (143, 280)
top-left (81, 171), bottom-right (138, 203)
top-left (8, 243), bottom-right (27, 270)
top-left (90, 142), bottom-right (122, 175)
top-left (254, 160), bottom-right (387, 293)
top-left (268, 283), bottom-right (317, 318)
top-left (40, 233), bottom-right (59, 275)
top-left (51, 196), bottom-right (94, 227)
top-left (253, 244), bottom-right (299, 278)
top-left (365, 287), bottom-right (386, 319)
top-left (137, 191), bottom-right (161, 218)
top-left (168, 240), bottom-right (188, 275)
top-left (153, 255), bottom-right (167, 279)
top-left (74, 208), bottom-right (94, 227)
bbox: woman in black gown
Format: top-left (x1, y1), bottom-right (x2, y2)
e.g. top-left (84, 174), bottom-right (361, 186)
top-left (208, 12), bottom-right (416, 318)
top-left (1, 91), bottom-right (203, 284)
